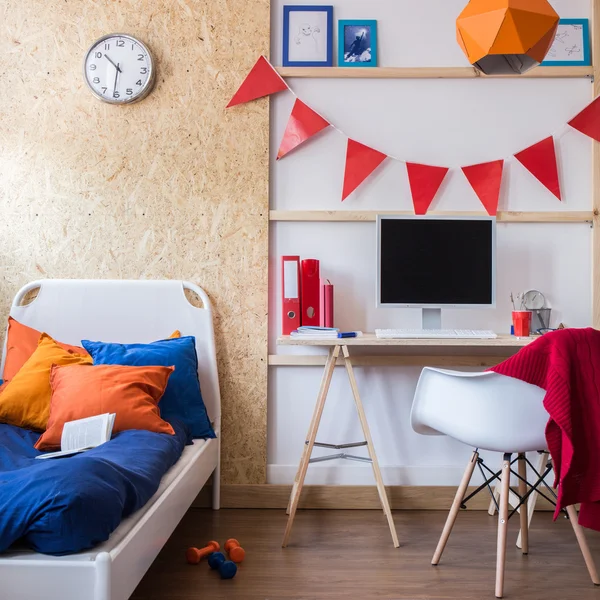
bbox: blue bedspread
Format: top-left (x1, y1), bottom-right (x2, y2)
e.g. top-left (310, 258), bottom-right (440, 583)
top-left (0, 420), bottom-right (189, 555)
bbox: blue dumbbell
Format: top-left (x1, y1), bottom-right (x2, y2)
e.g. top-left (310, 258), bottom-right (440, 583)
top-left (208, 551), bottom-right (237, 579)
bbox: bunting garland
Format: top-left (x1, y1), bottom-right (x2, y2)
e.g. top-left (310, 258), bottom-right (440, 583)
top-left (226, 56), bottom-right (288, 108)
top-left (342, 140), bottom-right (387, 202)
top-left (514, 137), bottom-right (562, 200)
top-left (226, 56), bottom-right (600, 211)
top-left (569, 96), bottom-right (600, 143)
top-left (277, 99), bottom-right (330, 160)
top-left (462, 160), bottom-right (504, 216)
top-left (406, 163), bottom-right (450, 215)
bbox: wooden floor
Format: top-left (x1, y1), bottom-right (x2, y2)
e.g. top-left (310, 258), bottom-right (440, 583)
top-left (132, 509), bottom-right (600, 600)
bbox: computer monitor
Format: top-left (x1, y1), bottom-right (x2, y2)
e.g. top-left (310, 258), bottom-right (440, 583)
top-left (376, 215), bottom-right (496, 329)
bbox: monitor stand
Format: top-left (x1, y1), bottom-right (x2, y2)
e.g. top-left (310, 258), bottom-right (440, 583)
top-left (422, 308), bottom-right (441, 330)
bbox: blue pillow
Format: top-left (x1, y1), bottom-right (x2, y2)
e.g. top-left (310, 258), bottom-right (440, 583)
top-left (82, 336), bottom-right (215, 439)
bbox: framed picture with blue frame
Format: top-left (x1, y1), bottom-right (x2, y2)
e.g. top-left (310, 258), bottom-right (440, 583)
top-left (541, 19), bottom-right (591, 67)
top-left (283, 5), bottom-right (334, 67)
top-left (338, 20), bottom-right (378, 67)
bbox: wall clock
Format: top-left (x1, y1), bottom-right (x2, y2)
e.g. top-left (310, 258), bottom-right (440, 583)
top-left (83, 33), bottom-right (155, 104)
top-left (523, 289), bottom-right (546, 311)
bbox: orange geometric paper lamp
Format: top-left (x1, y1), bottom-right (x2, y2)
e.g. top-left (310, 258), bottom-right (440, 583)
top-left (457, 0), bottom-right (559, 75)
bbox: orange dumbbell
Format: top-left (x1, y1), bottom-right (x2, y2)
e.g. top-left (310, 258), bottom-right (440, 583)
top-left (186, 541), bottom-right (220, 564)
top-left (224, 538), bottom-right (245, 563)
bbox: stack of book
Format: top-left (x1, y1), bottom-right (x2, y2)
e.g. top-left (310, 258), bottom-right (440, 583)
top-left (290, 327), bottom-right (362, 339)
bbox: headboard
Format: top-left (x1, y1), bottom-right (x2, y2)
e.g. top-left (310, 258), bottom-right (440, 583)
top-left (1, 279), bottom-right (221, 430)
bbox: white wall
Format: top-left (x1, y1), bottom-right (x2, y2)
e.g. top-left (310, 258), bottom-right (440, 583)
top-left (268, 0), bottom-right (593, 485)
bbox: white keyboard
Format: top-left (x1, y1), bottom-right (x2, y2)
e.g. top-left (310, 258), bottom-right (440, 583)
top-left (375, 328), bottom-right (498, 340)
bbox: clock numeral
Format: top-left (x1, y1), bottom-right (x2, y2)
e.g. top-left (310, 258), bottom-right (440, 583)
top-left (89, 64), bottom-right (96, 70)
top-left (138, 54), bottom-right (145, 61)
top-left (126, 88), bottom-right (133, 96)
top-left (116, 40), bottom-right (124, 47)
top-left (140, 67), bottom-right (148, 74)
top-left (113, 91), bottom-right (120, 99)
top-left (101, 87), bottom-right (107, 94)
top-left (104, 42), bottom-right (110, 50)
top-left (136, 79), bottom-right (142, 86)
top-left (95, 52), bottom-right (102, 58)
top-left (131, 43), bottom-right (135, 50)
top-left (93, 77), bottom-right (100, 84)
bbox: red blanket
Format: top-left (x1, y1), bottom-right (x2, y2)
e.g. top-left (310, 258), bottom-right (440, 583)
top-left (491, 328), bottom-right (600, 530)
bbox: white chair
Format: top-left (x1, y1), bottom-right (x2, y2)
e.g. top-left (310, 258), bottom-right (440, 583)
top-left (411, 367), bottom-right (599, 598)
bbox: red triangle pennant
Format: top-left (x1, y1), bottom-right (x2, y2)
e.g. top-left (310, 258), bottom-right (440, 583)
top-left (226, 56), bottom-right (289, 108)
top-left (569, 96), bottom-right (600, 142)
top-left (342, 139), bottom-right (387, 201)
top-left (277, 100), bottom-right (330, 160)
top-left (462, 160), bottom-right (504, 216)
top-left (406, 163), bottom-right (450, 215)
top-left (514, 137), bottom-right (562, 200)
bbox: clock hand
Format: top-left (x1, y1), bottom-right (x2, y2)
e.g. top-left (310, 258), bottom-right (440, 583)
top-left (113, 63), bottom-right (120, 94)
top-left (104, 54), bottom-right (122, 73)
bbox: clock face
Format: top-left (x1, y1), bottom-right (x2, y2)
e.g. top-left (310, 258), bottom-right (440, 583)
top-left (523, 289), bottom-right (545, 310)
top-left (83, 34), bottom-right (155, 104)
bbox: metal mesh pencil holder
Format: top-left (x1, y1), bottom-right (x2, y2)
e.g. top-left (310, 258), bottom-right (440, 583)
top-left (532, 308), bottom-right (551, 333)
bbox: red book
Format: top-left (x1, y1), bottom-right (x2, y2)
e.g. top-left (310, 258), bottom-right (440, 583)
top-left (301, 259), bottom-right (320, 326)
top-left (319, 279), bottom-right (334, 328)
top-left (281, 256), bottom-right (301, 335)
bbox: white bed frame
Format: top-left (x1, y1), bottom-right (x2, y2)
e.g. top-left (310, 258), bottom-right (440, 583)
top-left (0, 279), bottom-right (221, 600)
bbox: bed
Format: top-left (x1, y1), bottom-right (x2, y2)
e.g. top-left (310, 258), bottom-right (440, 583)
top-left (0, 279), bottom-right (221, 600)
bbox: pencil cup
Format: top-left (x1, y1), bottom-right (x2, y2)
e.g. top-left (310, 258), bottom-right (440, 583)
top-left (512, 311), bottom-right (532, 337)
top-left (532, 308), bottom-right (551, 333)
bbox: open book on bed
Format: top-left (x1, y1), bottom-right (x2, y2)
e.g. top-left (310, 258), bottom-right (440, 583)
top-left (36, 413), bottom-right (116, 459)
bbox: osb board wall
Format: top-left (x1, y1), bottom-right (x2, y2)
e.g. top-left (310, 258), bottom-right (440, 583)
top-left (0, 0), bottom-right (270, 484)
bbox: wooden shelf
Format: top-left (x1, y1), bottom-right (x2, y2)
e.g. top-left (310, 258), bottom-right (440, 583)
top-left (276, 66), bottom-right (594, 80)
top-left (269, 210), bottom-right (594, 223)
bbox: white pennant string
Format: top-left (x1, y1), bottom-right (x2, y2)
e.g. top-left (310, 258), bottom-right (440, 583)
top-left (285, 87), bottom-right (408, 162)
top-left (280, 66), bottom-right (593, 170)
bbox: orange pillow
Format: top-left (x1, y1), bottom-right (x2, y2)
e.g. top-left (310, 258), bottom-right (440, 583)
top-left (2, 317), bottom-right (88, 383)
top-left (35, 363), bottom-right (175, 451)
top-left (1, 319), bottom-right (180, 383)
top-left (0, 334), bottom-right (92, 430)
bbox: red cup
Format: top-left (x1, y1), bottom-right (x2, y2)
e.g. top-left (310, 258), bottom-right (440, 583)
top-left (512, 311), bottom-right (532, 337)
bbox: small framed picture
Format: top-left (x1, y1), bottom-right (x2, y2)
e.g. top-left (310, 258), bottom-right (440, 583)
top-left (283, 5), bottom-right (333, 67)
top-left (338, 20), bottom-right (377, 67)
top-left (541, 19), bottom-right (591, 66)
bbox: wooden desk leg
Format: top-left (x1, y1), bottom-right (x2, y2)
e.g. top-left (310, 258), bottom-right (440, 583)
top-left (341, 345), bottom-right (399, 548)
top-left (282, 345), bottom-right (340, 548)
top-left (286, 347), bottom-right (337, 515)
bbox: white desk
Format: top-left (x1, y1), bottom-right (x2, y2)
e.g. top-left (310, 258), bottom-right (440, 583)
top-left (277, 334), bottom-right (534, 548)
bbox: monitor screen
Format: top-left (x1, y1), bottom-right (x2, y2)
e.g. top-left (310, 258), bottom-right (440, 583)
top-left (377, 217), bottom-right (495, 307)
